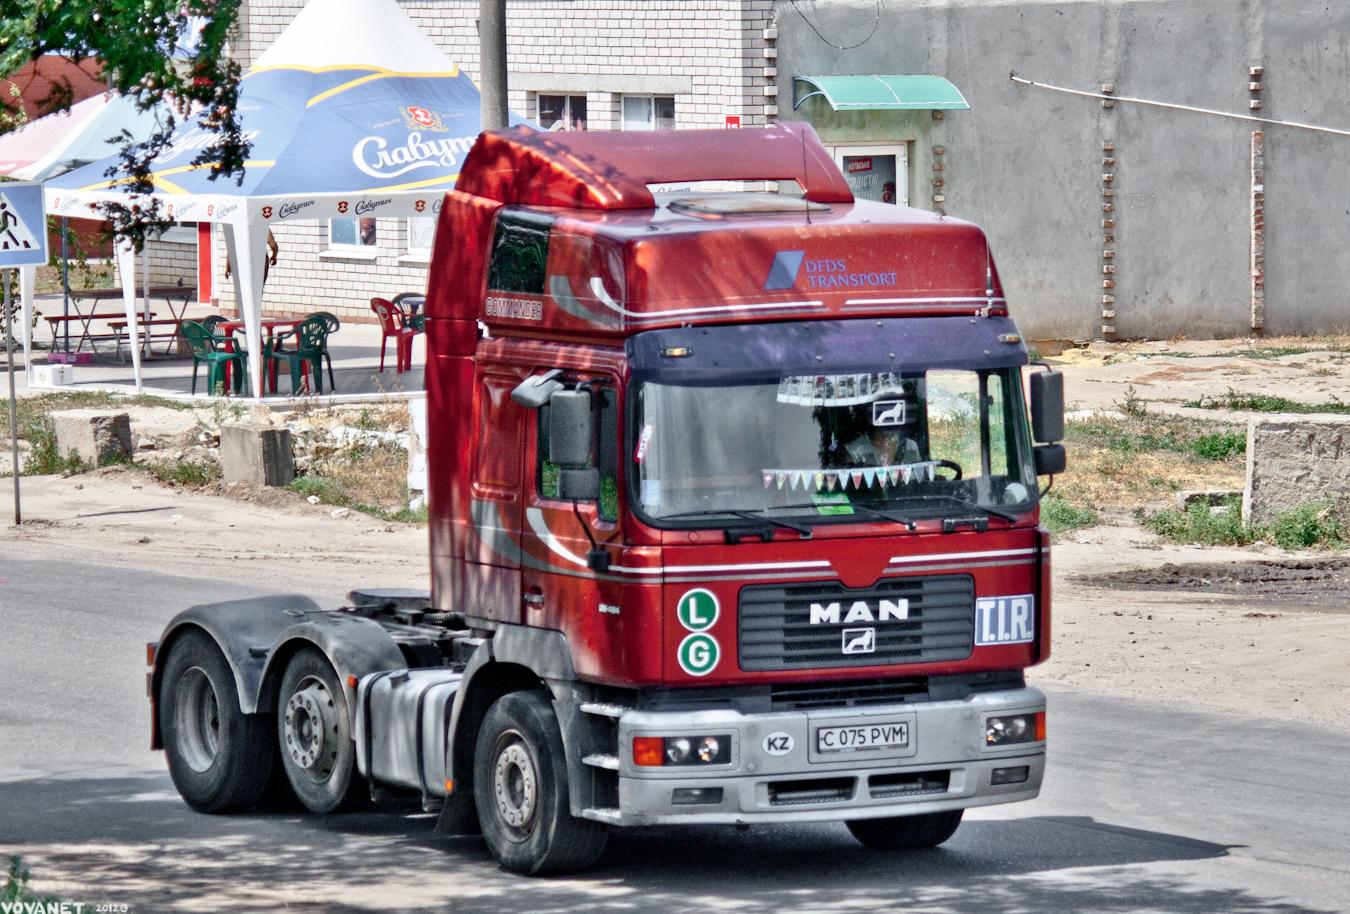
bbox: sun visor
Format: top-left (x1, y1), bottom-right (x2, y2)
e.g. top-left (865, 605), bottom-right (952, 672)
top-left (627, 316), bottom-right (1027, 386)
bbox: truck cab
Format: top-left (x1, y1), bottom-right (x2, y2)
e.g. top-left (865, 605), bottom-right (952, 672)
top-left (148, 123), bottom-right (1064, 876)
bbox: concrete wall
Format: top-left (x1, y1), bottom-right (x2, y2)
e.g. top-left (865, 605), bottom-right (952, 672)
top-left (774, 0), bottom-right (1350, 341)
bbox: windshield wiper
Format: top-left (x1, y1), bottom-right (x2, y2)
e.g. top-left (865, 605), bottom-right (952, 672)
top-left (658, 508), bottom-right (812, 541)
top-left (845, 502), bottom-right (918, 531)
top-left (917, 494), bottom-right (1021, 524)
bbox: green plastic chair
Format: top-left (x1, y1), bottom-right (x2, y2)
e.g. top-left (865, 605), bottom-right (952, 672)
top-left (310, 311), bottom-right (341, 391)
top-left (182, 320), bottom-right (246, 396)
top-left (265, 315), bottom-right (330, 395)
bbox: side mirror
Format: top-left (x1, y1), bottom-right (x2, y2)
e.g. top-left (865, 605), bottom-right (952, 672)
top-left (511, 369), bottom-right (564, 409)
top-left (549, 389), bottom-right (594, 468)
top-left (1033, 443), bottom-right (1067, 477)
top-left (1029, 369), bottom-right (1065, 444)
top-left (558, 467), bottom-right (601, 501)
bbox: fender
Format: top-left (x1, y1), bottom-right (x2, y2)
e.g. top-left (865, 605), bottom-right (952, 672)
top-left (257, 613), bottom-right (407, 722)
top-left (443, 625), bottom-right (577, 787)
top-left (150, 595), bottom-right (326, 748)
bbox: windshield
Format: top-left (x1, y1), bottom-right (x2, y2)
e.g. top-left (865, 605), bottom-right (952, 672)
top-left (632, 368), bottom-right (1036, 525)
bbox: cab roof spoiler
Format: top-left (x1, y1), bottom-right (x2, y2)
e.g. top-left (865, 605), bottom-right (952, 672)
top-left (453, 123), bottom-right (855, 211)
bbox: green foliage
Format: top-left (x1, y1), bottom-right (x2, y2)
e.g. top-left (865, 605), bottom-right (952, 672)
top-left (1116, 384), bottom-right (1149, 418)
top-left (142, 459), bottom-right (219, 487)
top-left (1142, 496), bottom-right (1256, 546)
top-left (1142, 496), bottom-right (1346, 551)
top-left (1065, 414), bottom-right (1245, 462)
top-left (288, 474), bottom-right (350, 507)
top-left (1185, 388), bottom-right (1350, 414)
top-left (1269, 502), bottom-right (1345, 551)
top-left (1190, 431), bottom-right (1246, 460)
top-left (1039, 494), bottom-right (1098, 534)
top-left (1, 0), bottom-right (247, 247)
top-left (2, 856), bottom-right (55, 906)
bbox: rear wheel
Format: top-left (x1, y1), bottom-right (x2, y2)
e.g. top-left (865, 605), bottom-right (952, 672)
top-left (276, 648), bottom-right (365, 813)
top-left (159, 629), bottom-right (274, 813)
top-left (846, 810), bottom-right (964, 850)
top-left (473, 691), bottom-right (608, 875)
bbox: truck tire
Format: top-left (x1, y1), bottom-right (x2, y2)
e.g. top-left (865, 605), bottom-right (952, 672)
top-left (846, 810), bottom-right (964, 850)
top-left (276, 647), bottom-right (365, 813)
top-left (473, 691), bottom-right (608, 875)
top-left (159, 628), bottom-right (274, 813)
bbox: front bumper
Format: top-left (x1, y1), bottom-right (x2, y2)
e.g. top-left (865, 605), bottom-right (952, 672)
top-left (593, 686), bottom-right (1045, 826)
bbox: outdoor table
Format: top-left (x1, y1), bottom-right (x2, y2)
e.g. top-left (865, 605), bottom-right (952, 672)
top-left (54, 285), bottom-right (196, 356)
top-left (218, 317), bottom-right (304, 394)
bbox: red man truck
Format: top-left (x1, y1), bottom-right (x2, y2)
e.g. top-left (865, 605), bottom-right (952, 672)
top-left (147, 124), bottom-right (1066, 875)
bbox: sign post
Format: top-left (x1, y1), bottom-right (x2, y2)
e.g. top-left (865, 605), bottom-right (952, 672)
top-left (1, 181), bottom-right (51, 525)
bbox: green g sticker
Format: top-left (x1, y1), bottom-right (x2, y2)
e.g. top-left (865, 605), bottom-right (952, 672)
top-left (677, 588), bottom-right (719, 632)
top-left (678, 633), bottom-right (720, 676)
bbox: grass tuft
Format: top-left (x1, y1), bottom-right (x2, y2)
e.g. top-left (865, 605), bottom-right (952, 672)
top-left (1142, 496), bottom-right (1347, 551)
top-left (1186, 388), bottom-right (1350, 414)
top-left (1040, 494), bottom-right (1099, 535)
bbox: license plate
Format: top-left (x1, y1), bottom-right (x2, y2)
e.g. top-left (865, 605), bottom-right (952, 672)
top-left (816, 721), bottom-right (910, 753)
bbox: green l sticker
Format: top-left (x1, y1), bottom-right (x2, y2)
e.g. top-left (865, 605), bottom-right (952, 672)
top-left (677, 588), bottom-right (719, 632)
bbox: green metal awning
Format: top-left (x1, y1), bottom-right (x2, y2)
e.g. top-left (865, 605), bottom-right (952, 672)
top-left (792, 75), bottom-right (970, 111)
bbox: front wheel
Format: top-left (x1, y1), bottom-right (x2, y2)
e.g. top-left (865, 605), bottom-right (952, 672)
top-left (846, 809), bottom-right (964, 850)
top-left (159, 629), bottom-right (274, 813)
top-left (473, 691), bottom-right (608, 875)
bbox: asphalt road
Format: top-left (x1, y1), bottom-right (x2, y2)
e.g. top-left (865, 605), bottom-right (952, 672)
top-left (2, 554), bottom-right (1348, 914)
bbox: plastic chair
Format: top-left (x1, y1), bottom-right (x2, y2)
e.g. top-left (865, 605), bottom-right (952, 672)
top-left (371, 297), bottom-right (415, 373)
top-left (182, 321), bottom-right (246, 396)
top-left (309, 311), bottom-right (341, 391)
top-left (265, 315), bottom-right (330, 395)
top-left (200, 315), bottom-right (229, 331)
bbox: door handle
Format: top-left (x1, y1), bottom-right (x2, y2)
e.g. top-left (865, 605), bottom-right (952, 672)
top-left (523, 590), bottom-right (545, 607)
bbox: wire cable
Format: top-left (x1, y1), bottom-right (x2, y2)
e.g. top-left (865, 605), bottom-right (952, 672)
top-left (788, 0), bottom-right (881, 51)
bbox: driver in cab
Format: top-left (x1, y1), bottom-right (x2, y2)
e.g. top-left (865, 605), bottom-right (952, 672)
top-left (844, 425), bottom-right (921, 468)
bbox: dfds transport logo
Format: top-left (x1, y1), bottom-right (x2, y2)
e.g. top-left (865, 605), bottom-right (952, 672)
top-left (402, 105), bottom-right (447, 132)
top-left (763, 250), bottom-right (897, 291)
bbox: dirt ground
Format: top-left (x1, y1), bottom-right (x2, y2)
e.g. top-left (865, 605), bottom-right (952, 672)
top-left (5, 465), bottom-right (1348, 734)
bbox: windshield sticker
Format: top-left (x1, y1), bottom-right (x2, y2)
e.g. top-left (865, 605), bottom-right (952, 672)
top-left (641, 479), bottom-right (662, 505)
top-left (763, 462), bottom-right (937, 493)
top-left (776, 372), bottom-right (907, 407)
top-left (872, 399), bottom-right (906, 426)
top-left (811, 492), bottom-right (855, 516)
top-left (634, 424), bottom-right (654, 463)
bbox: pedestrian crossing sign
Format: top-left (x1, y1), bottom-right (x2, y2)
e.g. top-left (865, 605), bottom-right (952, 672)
top-left (0, 181), bottom-right (48, 268)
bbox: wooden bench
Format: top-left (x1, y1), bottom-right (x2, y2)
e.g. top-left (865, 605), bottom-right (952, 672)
top-left (110, 318), bottom-right (182, 362)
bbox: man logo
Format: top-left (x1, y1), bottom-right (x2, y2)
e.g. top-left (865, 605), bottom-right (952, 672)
top-left (762, 732), bottom-right (794, 756)
top-left (842, 627), bottom-right (875, 654)
top-left (809, 599), bottom-right (908, 625)
top-left (764, 250), bottom-right (805, 290)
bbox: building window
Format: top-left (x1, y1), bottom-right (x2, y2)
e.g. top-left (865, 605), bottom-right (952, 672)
top-left (407, 217), bottom-right (436, 254)
top-left (538, 94), bottom-right (587, 131)
top-left (832, 145), bottom-right (909, 207)
top-left (621, 95), bottom-right (675, 131)
top-left (329, 217), bottom-right (377, 248)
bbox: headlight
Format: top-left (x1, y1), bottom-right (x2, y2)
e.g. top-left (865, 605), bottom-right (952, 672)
top-left (985, 712), bottom-right (1045, 746)
top-left (632, 734), bottom-right (732, 766)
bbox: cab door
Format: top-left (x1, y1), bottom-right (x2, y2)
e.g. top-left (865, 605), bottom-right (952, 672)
top-left (464, 366), bottom-right (526, 624)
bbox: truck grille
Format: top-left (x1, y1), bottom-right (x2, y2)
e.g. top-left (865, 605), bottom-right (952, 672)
top-left (739, 576), bottom-right (975, 671)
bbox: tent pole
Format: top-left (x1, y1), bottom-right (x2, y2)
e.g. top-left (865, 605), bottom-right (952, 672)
top-left (60, 218), bottom-right (70, 353)
top-left (4, 270), bottom-right (20, 525)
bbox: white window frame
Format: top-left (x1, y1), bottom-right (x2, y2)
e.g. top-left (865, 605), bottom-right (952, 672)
top-left (621, 94), bottom-right (675, 131)
top-left (537, 93), bottom-right (588, 131)
top-left (831, 144), bottom-right (909, 207)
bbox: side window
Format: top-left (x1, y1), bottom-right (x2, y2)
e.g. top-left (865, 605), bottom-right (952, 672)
top-left (535, 384), bottom-right (620, 522)
top-left (487, 211), bottom-right (553, 294)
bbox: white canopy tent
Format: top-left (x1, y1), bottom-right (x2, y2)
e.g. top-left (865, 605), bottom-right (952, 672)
top-left (42, 0), bottom-right (501, 397)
